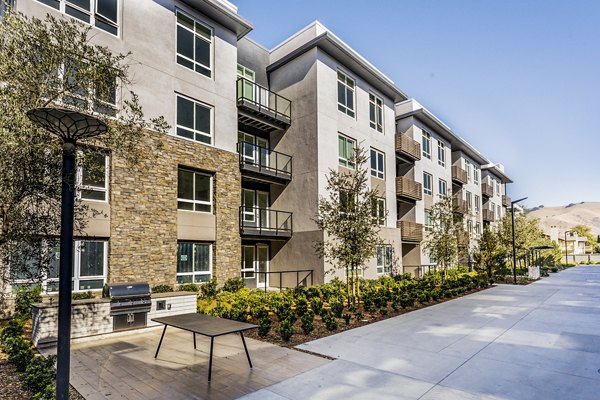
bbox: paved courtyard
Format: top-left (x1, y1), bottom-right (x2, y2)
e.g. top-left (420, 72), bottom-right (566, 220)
top-left (242, 266), bottom-right (600, 400)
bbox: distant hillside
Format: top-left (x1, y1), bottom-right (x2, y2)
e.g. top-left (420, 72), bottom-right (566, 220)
top-left (526, 202), bottom-right (600, 236)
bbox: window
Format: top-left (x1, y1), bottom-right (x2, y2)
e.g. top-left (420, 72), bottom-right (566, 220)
top-left (496, 181), bottom-right (500, 196)
top-left (497, 204), bottom-right (501, 219)
top-left (438, 179), bottom-right (447, 197)
top-left (337, 71), bottom-right (355, 117)
top-left (475, 222), bottom-right (481, 235)
top-left (75, 240), bottom-right (107, 290)
top-left (376, 245), bottom-right (392, 275)
top-left (177, 242), bottom-right (212, 283)
top-left (338, 135), bottom-right (355, 168)
top-left (474, 169), bottom-right (479, 184)
top-left (372, 198), bottom-right (386, 226)
top-left (475, 195), bottom-right (480, 213)
top-left (467, 220), bottom-right (473, 234)
top-left (423, 172), bottom-right (433, 196)
top-left (176, 95), bottom-right (212, 144)
top-left (422, 131), bottom-right (431, 159)
top-left (63, 60), bottom-right (118, 116)
top-left (36, 0), bottom-right (119, 35)
top-left (424, 210), bottom-right (433, 232)
top-left (176, 10), bottom-right (212, 77)
top-left (78, 152), bottom-right (108, 201)
top-left (369, 93), bottom-right (383, 132)
top-left (178, 168), bottom-right (212, 212)
top-left (466, 191), bottom-right (472, 211)
top-left (370, 148), bottom-right (385, 179)
top-left (9, 241), bottom-right (59, 293)
top-left (437, 141), bottom-right (446, 167)
top-left (465, 160), bottom-right (472, 183)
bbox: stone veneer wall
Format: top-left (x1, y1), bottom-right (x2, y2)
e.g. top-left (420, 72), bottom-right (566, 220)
top-left (109, 130), bottom-right (241, 286)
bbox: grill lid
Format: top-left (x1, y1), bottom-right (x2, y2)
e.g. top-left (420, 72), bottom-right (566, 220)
top-left (109, 282), bottom-right (151, 300)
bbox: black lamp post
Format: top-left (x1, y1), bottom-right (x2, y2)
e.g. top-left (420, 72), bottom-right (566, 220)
top-left (564, 230), bottom-right (573, 266)
top-left (511, 197), bottom-right (528, 284)
top-left (27, 108), bottom-right (107, 400)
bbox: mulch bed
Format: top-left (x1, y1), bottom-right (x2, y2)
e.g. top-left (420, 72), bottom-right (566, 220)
top-left (244, 286), bottom-right (488, 348)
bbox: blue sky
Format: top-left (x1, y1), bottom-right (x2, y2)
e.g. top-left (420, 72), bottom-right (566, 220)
top-left (235, 0), bottom-right (600, 208)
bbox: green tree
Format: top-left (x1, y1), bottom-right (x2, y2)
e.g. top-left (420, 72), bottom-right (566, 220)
top-left (473, 226), bottom-right (503, 281)
top-left (0, 10), bottom-right (168, 286)
top-left (571, 224), bottom-right (597, 252)
top-left (314, 145), bottom-right (386, 304)
top-left (422, 196), bottom-right (467, 279)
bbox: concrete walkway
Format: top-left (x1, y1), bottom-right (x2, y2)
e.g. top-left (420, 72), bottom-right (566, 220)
top-left (241, 266), bottom-right (600, 400)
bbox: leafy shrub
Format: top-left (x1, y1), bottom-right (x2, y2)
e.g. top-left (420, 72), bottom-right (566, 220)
top-left (330, 299), bottom-right (344, 318)
top-left (223, 277), bottom-right (245, 293)
top-left (228, 302), bottom-right (248, 322)
top-left (0, 318), bottom-right (25, 342)
top-left (72, 291), bottom-right (94, 300)
top-left (342, 313), bottom-right (352, 325)
top-left (200, 278), bottom-right (219, 298)
top-left (551, 267), bottom-right (559, 273)
top-left (33, 383), bottom-right (56, 400)
top-left (322, 311), bottom-right (338, 331)
top-left (258, 316), bottom-right (272, 337)
top-left (2, 336), bottom-right (34, 372)
top-left (379, 306), bottom-right (388, 316)
top-left (310, 297), bottom-right (323, 316)
top-left (21, 355), bottom-right (56, 394)
top-left (14, 285), bottom-right (42, 319)
top-left (151, 284), bottom-right (174, 293)
top-left (279, 318), bottom-right (294, 341)
top-left (178, 283), bottom-right (199, 292)
top-left (300, 310), bottom-right (315, 334)
top-left (295, 296), bottom-right (309, 317)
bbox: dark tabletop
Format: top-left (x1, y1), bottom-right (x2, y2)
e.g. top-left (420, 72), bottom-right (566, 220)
top-left (151, 313), bottom-right (257, 337)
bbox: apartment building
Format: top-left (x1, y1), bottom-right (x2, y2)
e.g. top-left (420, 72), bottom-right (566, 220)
top-left (482, 163), bottom-right (513, 230)
top-left (6, 0), bottom-right (515, 291)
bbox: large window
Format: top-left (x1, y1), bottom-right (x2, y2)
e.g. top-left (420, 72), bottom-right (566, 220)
top-left (176, 10), bottom-right (212, 77)
top-left (466, 191), bottom-right (472, 211)
top-left (176, 95), bottom-right (212, 144)
top-left (465, 160), bottom-right (472, 183)
top-left (372, 198), bottom-right (386, 226)
top-left (424, 210), bottom-right (433, 232)
top-left (376, 245), bottom-right (392, 275)
top-left (474, 169), bottom-right (479, 184)
top-left (78, 152), bottom-right (108, 202)
top-left (369, 93), bottom-right (383, 132)
top-left (422, 131), bottom-right (431, 159)
top-left (63, 60), bottom-right (118, 116)
top-left (370, 148), bottom-right (385, 179)
top-left (338, 135), bottom-right (355, 168)
top-left (423, 172), bottom-right (433, 196)
top-left (438, 179), bottom-right (447, 197)
top-left (177, 242), bottom-right (211, 283)
top-left (36, 0), bottom-right (119, 35)
top-left (337, 71), bottom-right (355, 117)
top-left (9, 241), bottom-right (59, 293)
top-left (178, 168), bottom-right (212, 212)
top-left (437, 141), bottom-right (446, 167)
top-left (475, 194), bottom-right (480, 213)
top-left (75, 240), bottom-right (107, 290)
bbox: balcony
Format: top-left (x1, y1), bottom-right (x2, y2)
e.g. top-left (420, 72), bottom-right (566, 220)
top-left (452, 196), bottom-right (468, 214)
top-left (483, 208), bottom-right (495, 222)
top-left (239, 206), bottom-right (292, 239)
top-left (397, 220), bottom-right (423, 243)
top-left (238, 142), bottom-right (292, 185)
top-left (236, 77), bottom-right (291, 132)
top-left (395, 133), bottom-right (421, 161)
top-left (502, 195), bottom-right (511, 207)
top-left (481, 182), bottom-right (493, 198)
top-left (452, 166), bottom-right (468, 185)
top-left (396, 176), bottom-right (422, 201)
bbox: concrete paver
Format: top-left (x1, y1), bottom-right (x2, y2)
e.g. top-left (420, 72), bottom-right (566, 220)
top-left (241, 266), bottom-right (600, 400)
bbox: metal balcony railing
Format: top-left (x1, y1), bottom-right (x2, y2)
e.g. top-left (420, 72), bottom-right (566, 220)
top-left (397, 220), bottom-right (424, 242)
top-left (502, 195), bottom-right (511, 207)
top-left (482, 182), bottom-right (494, 198)
top-left (396, 176), bottom-right (423, 201)
top-left (452, 166), bottom-right (468, 184)
top-left (482, 208), bottom-right (496, 222)
top-left (395, 133), bottom-right (421, 161)
top-left (239, 206), bottom-right (292, 238)
top-left (236, 77), bottom-right (291, 123)
top-left (237, 142), bottom-right (292, 183)
top-left (452, 196), bottom-right (468, 214)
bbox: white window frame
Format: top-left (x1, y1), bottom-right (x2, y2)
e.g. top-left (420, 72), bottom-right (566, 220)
top-left (475, 222), bottom-right (481, 235)
top-left (369, 92), bottom-right (384, 133)
top-left (337, 70), bottom-right (355, 117)
top-left (423, 172), bottom-right (433, 196)
top-left (176, 9), bottom-right (213, 78)
top-left (35, 0), bottom-right (120, 36)
top-left (466, 191), bottom-right (472, 211)
top-left (424, 210), bottom-right (433, 232)
top-left (376, 245), bottom-right (392, 275)
top-left (465, 160), bottom-right (472, 183)
top-left (177, 168), bottom-right (213, 213)
top-left (474, 169), bottom-right (479, 184)
top-left (8, 240), bottom-right (59, 294)
top-left (438, 179), bottom-right (447, 197)
top-left (437, 141), bottom-right (446, 167)
top-left (176, 242), bottom-right (212, 284)
top-left (176, 94), bottom-right (213, 145)
top-left (73, 239), bottom-right (108, 291)
top-left (372, 197), bottom-right (386, 226)
top-left (475, 194), bottom-right (480, 213)
top-left (76, 151), bottom-right (109, 202)
top-left (422, 131), bottom-right (431, 159)
top-left (338, 134), bottom-right (356, 169)
top-left (370, 148), bottom-right (385, 179)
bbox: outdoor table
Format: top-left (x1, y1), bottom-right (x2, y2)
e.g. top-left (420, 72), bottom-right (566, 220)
top-left (152, 313), bottom-right (258, 381)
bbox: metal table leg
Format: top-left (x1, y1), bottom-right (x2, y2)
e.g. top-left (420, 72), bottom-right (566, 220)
top-left (240, 331), bottom-right (252, 368)
top-left (208, 337), bottom-right (214, 382)
top-left (154, 325), bottom-right (167, 358)
top-left (193, 333), bottom-right (196, 350)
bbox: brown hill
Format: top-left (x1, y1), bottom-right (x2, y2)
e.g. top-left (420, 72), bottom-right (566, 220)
top-left (527, 202), bottom-right (600, 236)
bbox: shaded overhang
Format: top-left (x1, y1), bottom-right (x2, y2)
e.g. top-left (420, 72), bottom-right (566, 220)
top-left (181, 0), bottom-right (252, 39)
top-left (482, 164), bottom-right (513, 184)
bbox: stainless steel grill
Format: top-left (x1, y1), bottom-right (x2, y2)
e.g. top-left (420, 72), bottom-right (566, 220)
top-left (108, 282), bottom-right (152, 331)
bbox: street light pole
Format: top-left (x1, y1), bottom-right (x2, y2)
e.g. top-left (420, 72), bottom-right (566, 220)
top-left (511, 197), bottom-right (528, 284)
top-left (564, 230), bottom-right (573, 265)
top-left (27, 108), bottom-right (107, 400)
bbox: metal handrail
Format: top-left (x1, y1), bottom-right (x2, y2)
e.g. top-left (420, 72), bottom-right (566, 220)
top-left (237, 141), bottom-right (292, 177)
top-left (236, 77), bottom-right (292, 120)
top-left (251, 269), bottom-right (314, 292)
top-left (239, 206), bottom-right (293, 235)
